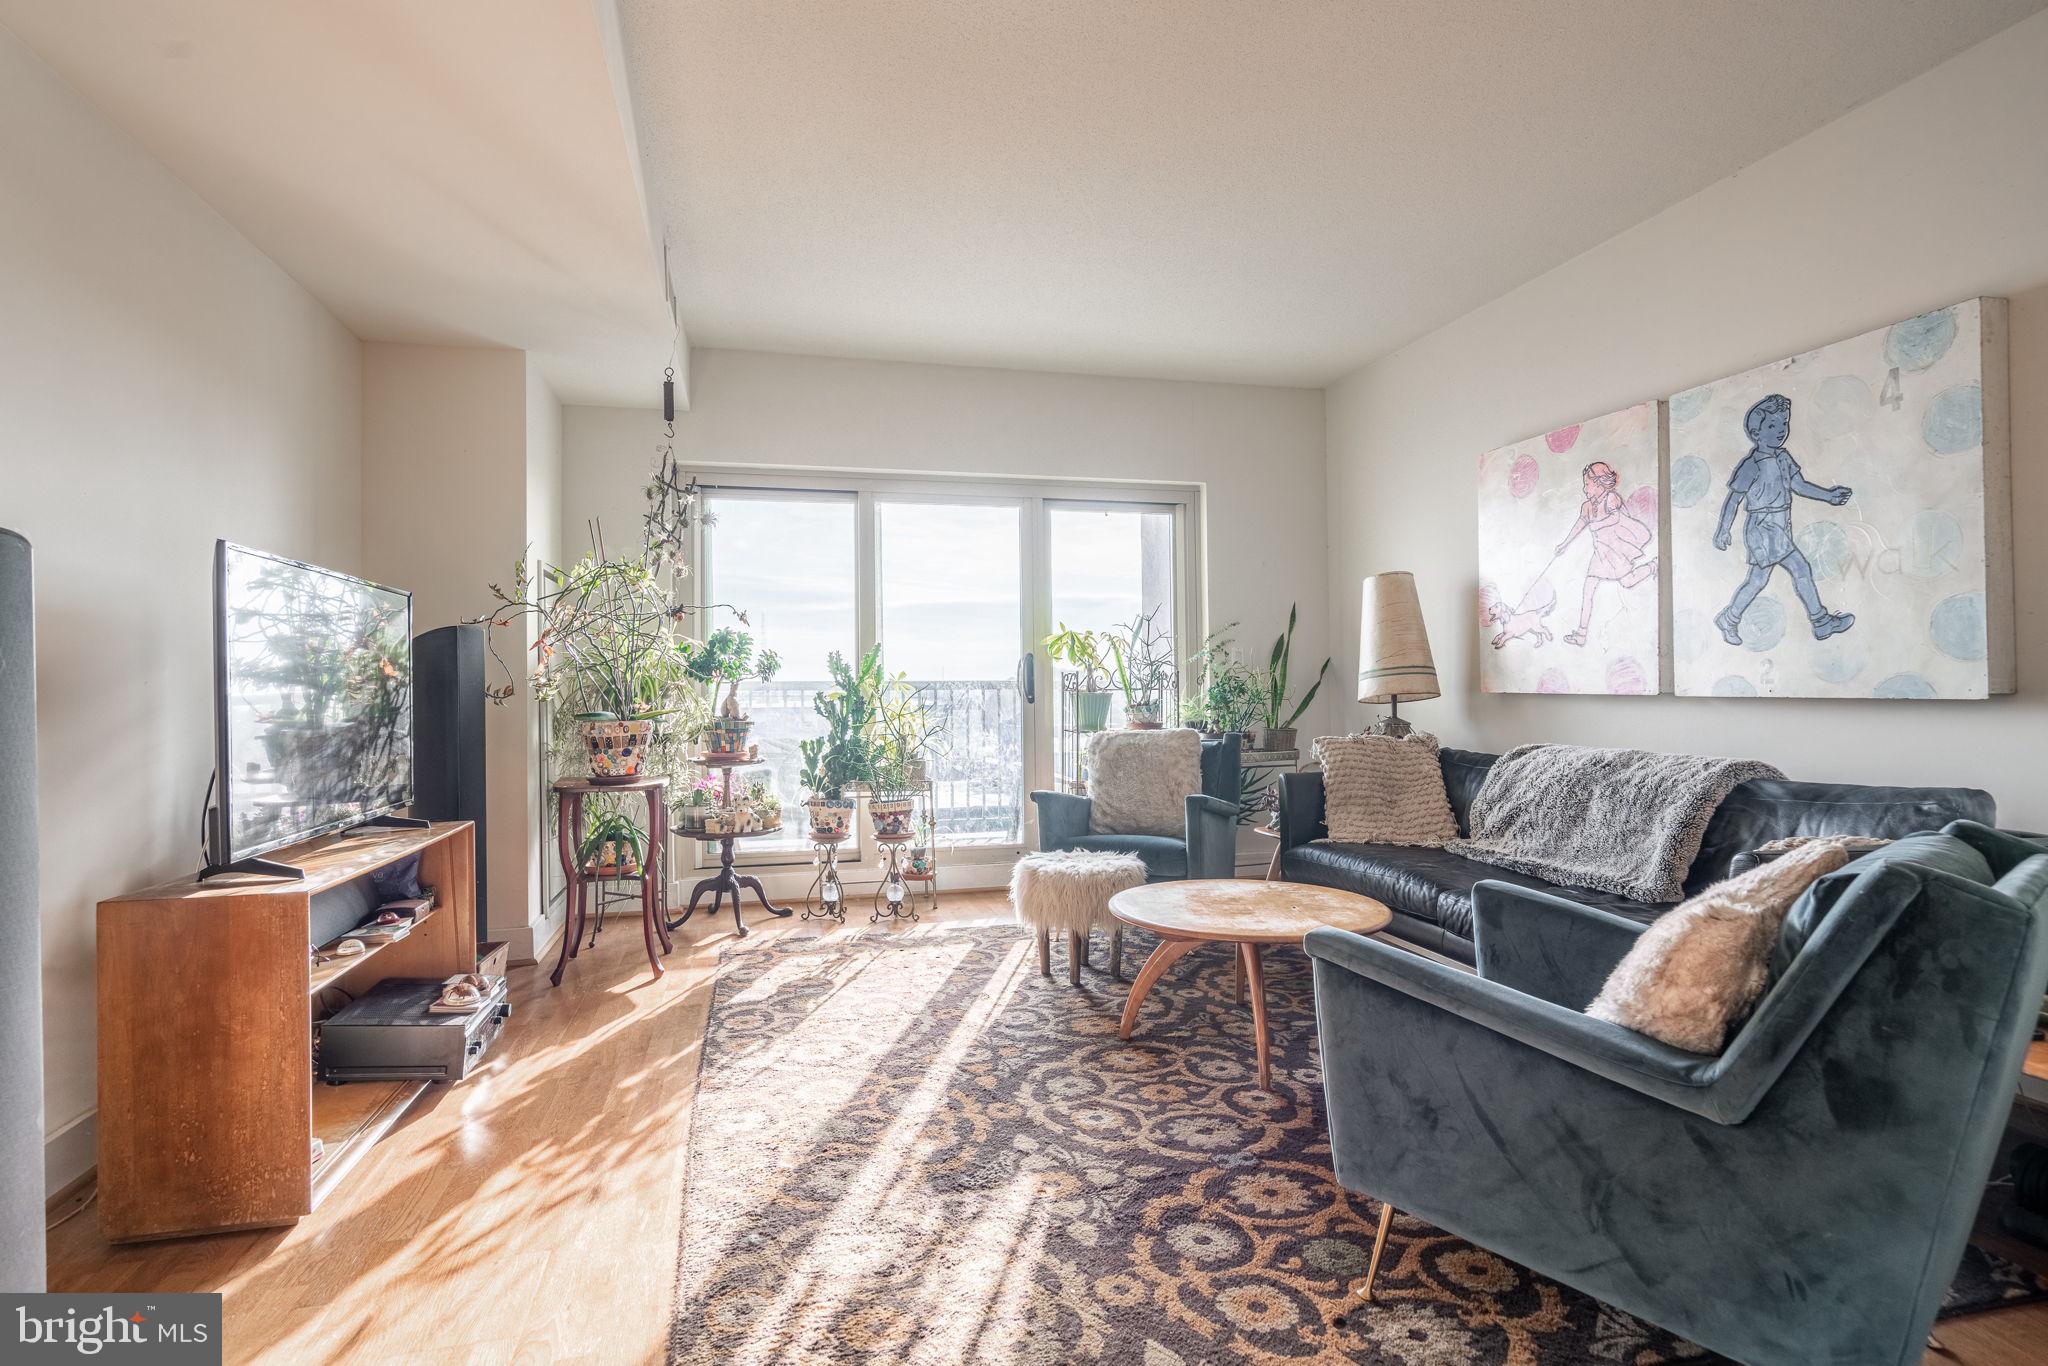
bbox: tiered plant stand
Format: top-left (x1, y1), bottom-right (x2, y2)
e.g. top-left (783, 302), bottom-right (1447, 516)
top-left (668, 749), bottom-right (793, 936)
top-left (899, 774), bottom-right (940, 915)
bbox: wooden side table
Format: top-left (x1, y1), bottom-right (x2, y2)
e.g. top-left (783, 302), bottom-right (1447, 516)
top-left (552, 776), bottom-right (669, 986)
top-left (1252, 820), bottom-right (1283, 881)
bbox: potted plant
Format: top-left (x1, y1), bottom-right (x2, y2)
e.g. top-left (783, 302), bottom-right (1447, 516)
top-left (1107, 609), bottom-right (1176, 728)
top-left (1043, 623), bottom-right (1114, 732)
top-left (866, 663), bottom-right (949, 839)
top-left (1187, 627), bottom-right (1262, 742)
top-left (687, 627), bottom-right (782, 757)
top-left (744, 778), bottom-right (783, 834)
top-left (578, 806), bottom-right (647, 876)
top-left (799, 647), bottom-right (881, 838)
top-left (476, 551), bottom-right (708, 782)
top-left (676, 777), bottom-right (713, 833)
top-left (1256, 603), bottom-right (1330, 752)
top-left (909, 812), bottom-right (935, 877)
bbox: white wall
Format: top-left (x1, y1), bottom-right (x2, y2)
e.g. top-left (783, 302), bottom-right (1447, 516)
top-left (361, 345), bottom-right (563, 963)
top-left (1325, 12), bottom-right (2048, 829)
top-left (563, 345), bottom-right (1332, 725)
top-left (0, 27), bottom-right (363, 1191)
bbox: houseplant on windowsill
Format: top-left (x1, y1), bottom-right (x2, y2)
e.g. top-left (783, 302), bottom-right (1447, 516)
top-left (1255, 603), bottom-right (1329, 752)
top-left (1107, 609), bottom-right (1176, 728)
top-left (1043, 623), bottom-right (1114, 732)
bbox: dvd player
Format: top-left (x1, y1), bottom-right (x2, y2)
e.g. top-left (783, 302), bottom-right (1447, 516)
top-left (318, 977), bottom-right (509, 1084)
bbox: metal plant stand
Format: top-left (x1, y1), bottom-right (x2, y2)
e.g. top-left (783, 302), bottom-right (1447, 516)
top-left (801, 830), bottom-right (850, 923)
top-left (870, 835), bottom-right (919, 924)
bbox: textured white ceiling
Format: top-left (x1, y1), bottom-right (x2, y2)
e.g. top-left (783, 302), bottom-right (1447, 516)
top-left (621, 0), bottom-right (2046, 386)
top-left (0, 0), bottom-right (675, 405)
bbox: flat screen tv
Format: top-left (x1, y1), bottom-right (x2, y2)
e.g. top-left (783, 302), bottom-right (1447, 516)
top-left (205, 541), bottom-right (414, 876)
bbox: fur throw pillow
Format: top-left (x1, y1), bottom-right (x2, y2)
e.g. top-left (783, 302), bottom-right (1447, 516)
top-left (1087, 728), bottom-right (1201, 837)
top-left (1586, 838), bottom-right (1852, 1053)
top-left (1313, 731), bottom-right (1458, 847)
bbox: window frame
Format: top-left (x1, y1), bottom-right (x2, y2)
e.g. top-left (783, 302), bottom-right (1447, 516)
top-left (686, 466), bottom-right (1205, 870)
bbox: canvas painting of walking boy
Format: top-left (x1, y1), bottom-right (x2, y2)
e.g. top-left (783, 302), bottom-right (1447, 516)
top-left (1670, 298), bottom-right (2013, 699)
top-left (1476, 401), bottom-right (1661, 695)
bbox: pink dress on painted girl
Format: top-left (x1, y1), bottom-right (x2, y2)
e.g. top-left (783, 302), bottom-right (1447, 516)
top-left (1555, 461), bottom-right (1655, 647)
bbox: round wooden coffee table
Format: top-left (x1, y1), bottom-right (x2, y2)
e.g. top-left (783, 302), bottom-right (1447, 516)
top-left (1109, 879), bottom-right (1392, 1090)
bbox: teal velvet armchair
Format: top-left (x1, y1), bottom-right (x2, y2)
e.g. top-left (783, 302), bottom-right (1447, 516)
top-left (1304, 823), bottom-right (2048, 1366)
top-left (1028, 734), bottom-right (1242, 881)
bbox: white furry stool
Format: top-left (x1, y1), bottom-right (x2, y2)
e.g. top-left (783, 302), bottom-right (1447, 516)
top-left (1009, 851), bottom-right (1149, 984)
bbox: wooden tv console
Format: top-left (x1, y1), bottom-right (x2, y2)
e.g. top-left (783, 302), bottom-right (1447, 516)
top-left (96, 822), bottom-right (477, 1242)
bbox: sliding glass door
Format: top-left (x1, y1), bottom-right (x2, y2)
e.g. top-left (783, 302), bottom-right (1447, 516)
top-left (877, 500), bottom-right (1026, 844)
top-left (696, 475), bottom-right (1193, 863)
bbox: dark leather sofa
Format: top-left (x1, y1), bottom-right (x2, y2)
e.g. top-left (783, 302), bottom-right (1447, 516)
top-left (1275, 746), bottom-right (1996, 962)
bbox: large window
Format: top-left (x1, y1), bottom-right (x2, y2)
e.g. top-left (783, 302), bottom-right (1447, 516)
top-left (700, 491), bottom-right (855, 853)
top-left (695, 474), bottom-right (1195, 861)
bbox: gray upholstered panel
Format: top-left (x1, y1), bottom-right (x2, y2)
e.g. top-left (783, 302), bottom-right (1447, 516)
top-left (0, 529), bottom-right (45, 1291)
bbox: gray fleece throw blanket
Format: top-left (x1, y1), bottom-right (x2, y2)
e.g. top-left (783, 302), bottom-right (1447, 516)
top-left (1446, 744), bottom-right (1783, 902)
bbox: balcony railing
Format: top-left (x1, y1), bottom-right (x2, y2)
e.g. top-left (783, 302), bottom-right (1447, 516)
top-left (737, 677), bottom-right (1024, 846)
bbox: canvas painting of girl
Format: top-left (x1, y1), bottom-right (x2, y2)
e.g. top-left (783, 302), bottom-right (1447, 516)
top-left (1476, 401), bottom-right (1662, 695)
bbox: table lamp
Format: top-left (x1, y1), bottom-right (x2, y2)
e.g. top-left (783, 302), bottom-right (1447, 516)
top-left (1357, 571), bottom-right (1439, 737)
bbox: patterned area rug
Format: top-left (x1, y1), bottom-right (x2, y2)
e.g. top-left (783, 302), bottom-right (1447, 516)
top-left (668, 926), bottom-right (2043, 1364)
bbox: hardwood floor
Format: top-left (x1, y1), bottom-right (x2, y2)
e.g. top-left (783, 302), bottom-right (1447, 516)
top-left (47, 891), bottom-right (2048, 1365)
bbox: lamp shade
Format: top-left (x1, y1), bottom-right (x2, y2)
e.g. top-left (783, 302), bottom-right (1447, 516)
top-left (1356, 571), bottom-right (1440, 705)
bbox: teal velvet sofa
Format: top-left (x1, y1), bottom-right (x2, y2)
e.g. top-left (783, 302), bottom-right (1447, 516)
top-left (1028, 733), bottom-right (1242, 880)
top-left (1304, 822), bottom-right (2048, 1366)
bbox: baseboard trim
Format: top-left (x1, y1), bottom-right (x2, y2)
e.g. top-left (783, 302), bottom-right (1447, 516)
top-left (46, 1167), bottom-right (94, 1226)
top-left (44, 1110), bottom-right (95, 1199)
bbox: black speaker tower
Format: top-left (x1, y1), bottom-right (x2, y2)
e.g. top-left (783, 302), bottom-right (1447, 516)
top-left (413, 623), bottom-right (488, 946)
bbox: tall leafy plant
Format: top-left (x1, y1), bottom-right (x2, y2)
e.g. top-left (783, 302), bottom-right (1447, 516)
top-left (1261, 603), bottom-right (1330, 731)
top-left (476, 552), bottom-right (705, 722)
top-left (798, 646), bottom-right (884, 801)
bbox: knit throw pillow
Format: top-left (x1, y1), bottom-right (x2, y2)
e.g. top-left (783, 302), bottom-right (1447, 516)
top-left (1587, 838), bottom-right (1851, 1053)
top-left (1087, 728), bottom-right (1201, 837)
top-left (1313, 732), bottom-right (1457, 847)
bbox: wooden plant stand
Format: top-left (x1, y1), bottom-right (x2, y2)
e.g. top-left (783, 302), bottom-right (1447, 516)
top-left (551, 776), bottom-right (669, 986)
top-left (676, 827), bottom-right (793, 934)
top-left (666, 751), bottom-right (792, 935)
